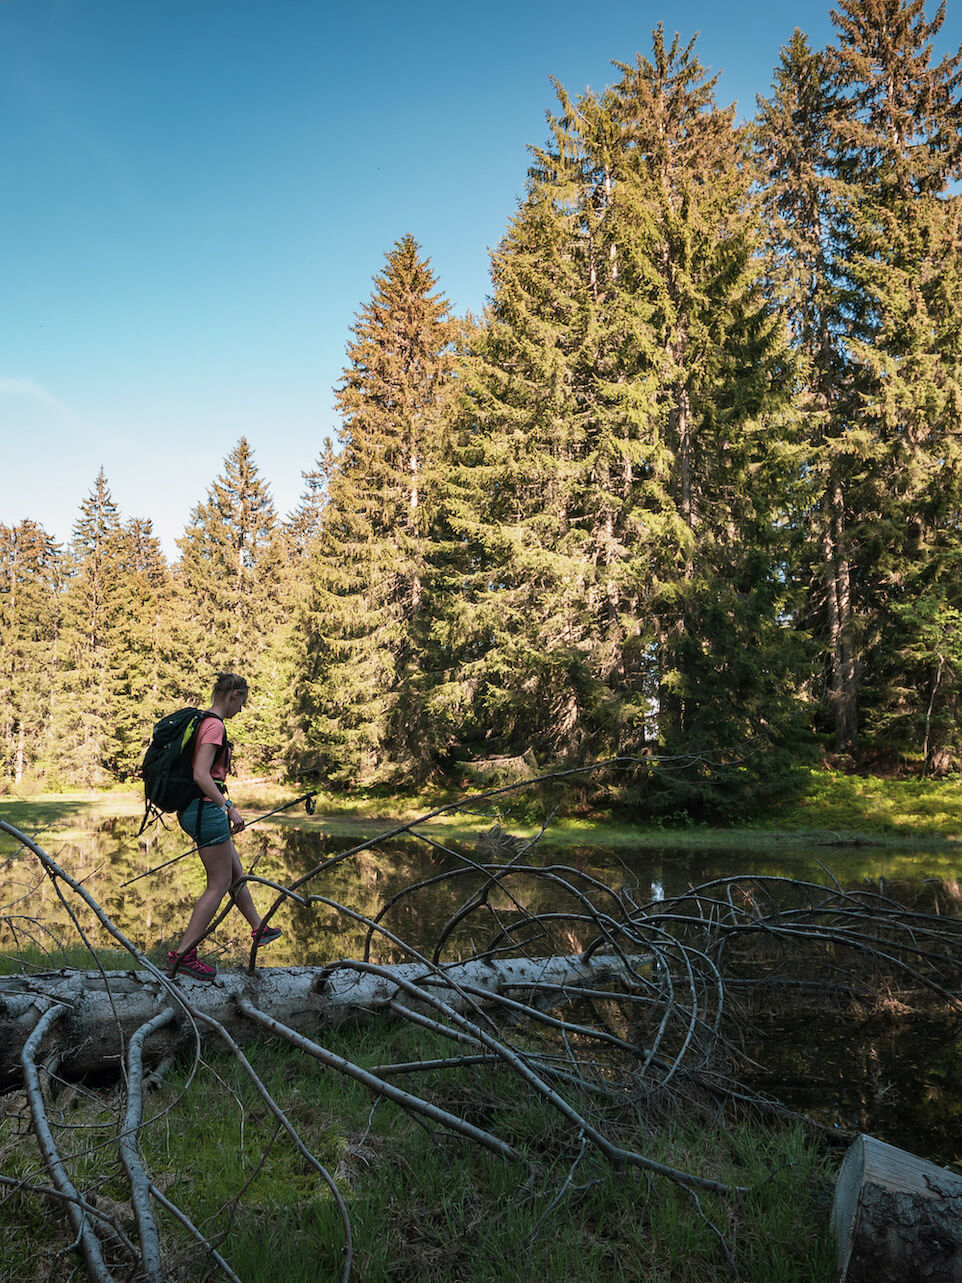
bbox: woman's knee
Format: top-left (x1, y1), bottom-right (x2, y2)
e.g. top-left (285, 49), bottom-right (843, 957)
top-left (204, 873), bottom-right (232, 900)
top-left (200, 844), bottom-right (234, 895)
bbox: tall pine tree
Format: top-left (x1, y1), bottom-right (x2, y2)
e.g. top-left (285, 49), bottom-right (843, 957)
top-left (446, 28), bottom-right (806, 813)
top-left (610, 31), bottom-right (804, 810)
top-left (758, 0), bottom-right (962, 765)
top-left (176, 438), bottom-right (285, 768)
top-left (755, 32), bottom-right (858, 752)
top-left (0, 521), bottom-right (62, 786)
top-left (829, 0), bottom-right (962, 768)
top-left (109, 517), bottom-right (171, 776)
top-left (295, 235), bottom-right (457, 786)
top-left (54, 472), bottom-right (140, 784)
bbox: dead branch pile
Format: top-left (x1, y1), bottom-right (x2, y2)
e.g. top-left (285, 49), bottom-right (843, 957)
top-left (2, 812), bottom-right (962, 1281)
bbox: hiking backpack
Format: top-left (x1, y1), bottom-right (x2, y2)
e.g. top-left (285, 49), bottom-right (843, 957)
top-left (139, 707), bottom-right (224, 833)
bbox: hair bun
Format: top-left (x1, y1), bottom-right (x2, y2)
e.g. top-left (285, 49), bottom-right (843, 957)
top-left (212, 671), bottom-right (249, 696)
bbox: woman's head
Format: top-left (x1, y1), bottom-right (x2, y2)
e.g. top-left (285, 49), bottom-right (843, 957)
top-left (211, 672), bottom-right (249, 716)
top-left (212, 672), bottom-right (249, 698)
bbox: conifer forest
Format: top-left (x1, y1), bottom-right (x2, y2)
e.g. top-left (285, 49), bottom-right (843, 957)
top-left (4, 0), bottom-right (962, 818)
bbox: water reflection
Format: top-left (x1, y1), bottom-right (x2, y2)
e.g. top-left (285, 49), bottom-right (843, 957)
top-left (0, 819), bottom-right (741, 968)
top-left (3, 815), bottom-right (962, 1163)
top-left (3, 816), bottom-right (961, 963)
top-left (1, 817), bottom-right (504, 968)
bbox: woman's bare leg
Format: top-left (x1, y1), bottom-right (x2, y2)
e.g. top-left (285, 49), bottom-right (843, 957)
top-left (227, 848), bottom-right (262, 930)
top-left (175, 840), bottom-right (267, 956)
top-left (175, 839), bottom-right (234, 955)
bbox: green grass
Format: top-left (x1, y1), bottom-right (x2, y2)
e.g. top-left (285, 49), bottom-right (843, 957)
top-left (0, 1024), bottom-right (837, 1282)
top-left (0, 943), bottom-right (140, 975)
top-left (3, 768), bottom-right (962, 850)
top-left (755, 768), bottom-right (962, 839)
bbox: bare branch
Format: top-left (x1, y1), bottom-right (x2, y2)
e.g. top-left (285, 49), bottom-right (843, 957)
top-left (21, 1003), bottom-right (115, 1282)
top-left (237, 998), bottom-right (519, 1161)
top-left (147, 1183), bottom-right (243, 1283)
top-left (118, 1006), bottom-right (177, 1283)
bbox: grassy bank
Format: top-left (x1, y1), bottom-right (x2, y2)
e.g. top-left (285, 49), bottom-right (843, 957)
top-left (2, 768), bottom-right (961, 849)
top-left (0, 1019), bottom-right (837, 1282)
top-left (749, 769), bottom-right (962, 840)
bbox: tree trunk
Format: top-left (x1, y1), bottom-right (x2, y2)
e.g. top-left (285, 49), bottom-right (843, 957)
top-left (832, 1133), bottom-right (962, 1282)
top-left (0, 953), bottom-right (645, 1087)
top-left (823, 472), bottom-right (858, 754)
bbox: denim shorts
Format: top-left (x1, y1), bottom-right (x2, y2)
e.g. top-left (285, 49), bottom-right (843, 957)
top-left (178, 798), bottom-right (230, 849)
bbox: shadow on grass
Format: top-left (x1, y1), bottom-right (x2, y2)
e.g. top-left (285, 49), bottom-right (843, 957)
top-left (0, 797), bottom-right (102, 855)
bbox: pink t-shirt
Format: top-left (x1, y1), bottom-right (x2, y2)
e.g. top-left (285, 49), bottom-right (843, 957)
top-left (193, 715), bottom-right (231, 780)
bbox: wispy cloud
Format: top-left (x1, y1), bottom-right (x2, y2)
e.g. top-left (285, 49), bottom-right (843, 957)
top-left (0, 375), bottom-right (71, 414)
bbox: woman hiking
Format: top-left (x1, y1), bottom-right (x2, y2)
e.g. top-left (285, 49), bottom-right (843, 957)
top-left (166, 672), bottom-right (281, 980)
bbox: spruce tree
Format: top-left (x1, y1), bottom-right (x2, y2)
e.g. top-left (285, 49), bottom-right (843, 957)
top-left (828, 0), bottom-right (962, 768)
top-left (447, 28), bottom-right (806, 813)
top-left (758, 0), bottom-right (962, 765)
top-left (755, 31), bottom-right (859, 752)
top-left (54, 472), bottom-right (132, 784)
top-left (296, 234), bottom-right (457, 785)
top-left (443, 177), bottom-right (622, 765)
top-left (611, 31), bottom-right (803, 804)
top-left (175, 438), bottom-right (285, 768)
top-left (109, 517), bottom-right (171, 776)
top-left (0, 521), bottom-right (62, 786)
top-left (284, 441), bottom-right (335, 559)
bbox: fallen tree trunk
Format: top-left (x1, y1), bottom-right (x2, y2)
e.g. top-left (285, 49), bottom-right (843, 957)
top-left (832, 1133), bottom-right (962, 1282)
top-left (0, 952), bottom-right (648, 1085)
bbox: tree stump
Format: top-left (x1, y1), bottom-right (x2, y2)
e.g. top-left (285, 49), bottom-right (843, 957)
top-left (832, 1133), bottom-right (962, 1282)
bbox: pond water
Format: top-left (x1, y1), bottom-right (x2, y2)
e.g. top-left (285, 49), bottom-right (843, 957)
top-left (3, 813), bottom-right (962, 1166)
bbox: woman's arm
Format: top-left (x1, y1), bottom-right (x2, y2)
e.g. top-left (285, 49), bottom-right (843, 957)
top-left (193, 743), bottom-right (244, 832)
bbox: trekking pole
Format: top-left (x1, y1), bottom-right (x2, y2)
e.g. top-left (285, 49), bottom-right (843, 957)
top-left (121, 791), bottom-right (318, 888)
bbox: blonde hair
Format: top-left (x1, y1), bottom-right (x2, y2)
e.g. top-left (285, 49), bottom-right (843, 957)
top-left (212, 672), bottom-right (249, 697)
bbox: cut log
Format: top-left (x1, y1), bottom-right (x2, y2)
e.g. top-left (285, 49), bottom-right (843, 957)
top-left (832, 1133), bottom-right (962, 1282)
top-left (0, 952), bottom-right (648, 1086)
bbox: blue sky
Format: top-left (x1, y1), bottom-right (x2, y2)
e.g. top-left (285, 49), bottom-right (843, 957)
top-left (2, 0), bottom-right (960, 558)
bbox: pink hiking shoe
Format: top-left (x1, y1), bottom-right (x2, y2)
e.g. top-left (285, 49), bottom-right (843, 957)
top-left (165, 948), bottom-right (216, 981)
top-left (251, 923), bottom-right (282, 945)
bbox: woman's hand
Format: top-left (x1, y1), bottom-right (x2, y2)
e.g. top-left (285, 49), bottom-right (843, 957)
top-left (227, 805), bottom-right (245, 834)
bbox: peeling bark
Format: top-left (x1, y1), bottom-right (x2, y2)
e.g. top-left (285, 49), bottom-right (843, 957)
top-left (0, 953), bottom-right (647, 1086)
